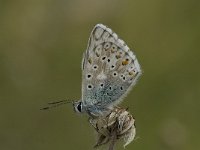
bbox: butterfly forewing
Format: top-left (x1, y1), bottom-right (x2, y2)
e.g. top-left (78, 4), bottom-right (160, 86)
top-left (82, 24), bottom-right (141, 115)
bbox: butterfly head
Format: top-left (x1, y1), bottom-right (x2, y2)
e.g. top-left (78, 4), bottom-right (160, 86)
top-left (73, 101), bottom-right (83, 113)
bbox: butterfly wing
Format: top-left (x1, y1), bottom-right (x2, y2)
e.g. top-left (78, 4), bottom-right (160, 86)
top-left (82, 24), bottom-right (142, 115)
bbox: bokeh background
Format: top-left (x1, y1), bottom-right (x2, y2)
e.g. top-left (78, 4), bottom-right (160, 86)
top-left (0, 0), bottom-right (200, 150)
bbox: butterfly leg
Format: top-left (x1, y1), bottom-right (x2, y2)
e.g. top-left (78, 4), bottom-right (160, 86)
top-left (94, 133), bottom-right (110, 148)
top-left (108, 130), bottom-right (117, 150)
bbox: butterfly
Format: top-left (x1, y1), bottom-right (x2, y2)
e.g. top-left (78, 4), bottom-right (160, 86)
top-left (73, 24), bottom-right (142, 117)
top-left (41, 24), bottom-right (142, 149)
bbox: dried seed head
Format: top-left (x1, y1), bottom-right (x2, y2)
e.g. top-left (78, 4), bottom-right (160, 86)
top-left (89, 107), bottom-right (136, 149)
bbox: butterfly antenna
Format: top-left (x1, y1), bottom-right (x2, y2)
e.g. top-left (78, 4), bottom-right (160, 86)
top-left (40, 99), bottom-right (72, 110)
top-left (48, 99), bottom-right (71, 105)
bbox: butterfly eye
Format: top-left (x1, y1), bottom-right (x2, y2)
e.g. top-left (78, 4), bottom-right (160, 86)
top-left (120, 86), bottom-right (123, 90)
top-left (77, 102), bottom-right (82, 112)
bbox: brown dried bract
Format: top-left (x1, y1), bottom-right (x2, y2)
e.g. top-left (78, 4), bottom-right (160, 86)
top-left (89, 107), bottom-right (136, 150)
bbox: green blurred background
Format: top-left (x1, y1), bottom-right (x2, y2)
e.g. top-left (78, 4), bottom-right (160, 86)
top-left (0, 0), bottom-right (200, 150)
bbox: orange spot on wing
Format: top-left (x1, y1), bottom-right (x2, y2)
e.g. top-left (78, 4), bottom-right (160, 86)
top-left (122, 59), bottom-right (129, 65)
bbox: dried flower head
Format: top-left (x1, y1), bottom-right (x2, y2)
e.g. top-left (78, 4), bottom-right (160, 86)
top-left (89, 107), bottom-right (136, 150)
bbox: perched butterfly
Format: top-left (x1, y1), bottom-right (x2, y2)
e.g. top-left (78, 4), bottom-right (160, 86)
top-left (41, 24), bottom-right (142, 150)
top-left (73, 24), bottom-right (142, 116)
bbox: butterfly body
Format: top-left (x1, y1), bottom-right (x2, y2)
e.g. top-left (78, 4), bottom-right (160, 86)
top-left (73, 24), bottom-right (142, 117)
